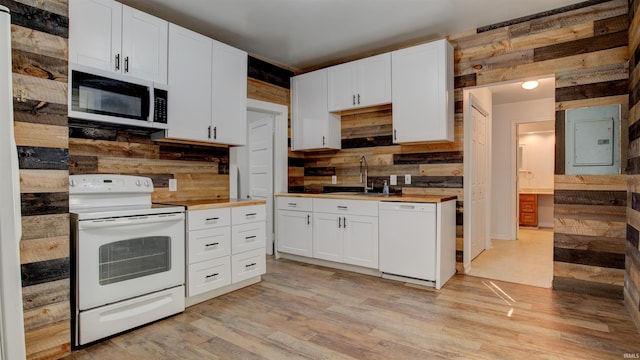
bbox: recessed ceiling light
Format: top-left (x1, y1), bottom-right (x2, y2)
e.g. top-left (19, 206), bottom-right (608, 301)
top-left (522, 80), bottom-right (539, 90)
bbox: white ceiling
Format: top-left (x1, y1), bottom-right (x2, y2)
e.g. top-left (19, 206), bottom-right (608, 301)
top-left (491, 76), bottom-right (556, 105)
top-left (119, 0), bottom-right (585, 71)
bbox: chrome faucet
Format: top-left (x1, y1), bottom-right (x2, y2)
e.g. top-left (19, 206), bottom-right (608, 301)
top-left (359, 154), bottom-right (374, 193)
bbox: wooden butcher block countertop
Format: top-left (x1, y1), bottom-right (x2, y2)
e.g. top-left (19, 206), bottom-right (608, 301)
top-left (160, 198), bottom-right (266, 211)
top-left (274, 192), bottom-right (456, 203)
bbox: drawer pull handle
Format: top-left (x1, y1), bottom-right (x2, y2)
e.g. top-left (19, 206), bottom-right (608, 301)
top-left (205, 273), bottom-right (219, 279)
top-left (206, 217), bottom-right (220, 221)
top-left (245, 235), bottom-right (257, 240)
top-left (245, 263), bottom-right (257, 268)
top-left (205, 242), bottom-right (220, 247)
top-left (337, 206), bottom-right (348, 210)
top-left (288, 202), bottom-right (297, 206)
top-left (245, 213), bottom-right (257, 217)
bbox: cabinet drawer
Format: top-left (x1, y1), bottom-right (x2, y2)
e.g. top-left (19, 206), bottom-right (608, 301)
top-left (188, 208), bottom-right (231, 231)
top-left (519, 194), bottom-right (536, 202)
top-left (188, 227), bottom-right (231, 264)
top-left (187, 257), bottom-right (231, 297)
top-left (520, 202), bottom-right (536, 212)
top-left (520, 212), bottom-right (538, 226)
top-left (232, 205), bottom-right (265, 225)
top-left (232, 248), bottom-right (266, 283)
top-left (232, 221), bottom-right (266, 254)
top-left (313, 198), bottom-right (378, 217)
top-left (277, 197), bottom-right (313, 212)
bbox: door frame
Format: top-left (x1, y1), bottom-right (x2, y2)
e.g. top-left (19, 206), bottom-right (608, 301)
top-left (229, 98), bottom-right (288, 254)
top-left (463, 92), bottom-right (491, 273)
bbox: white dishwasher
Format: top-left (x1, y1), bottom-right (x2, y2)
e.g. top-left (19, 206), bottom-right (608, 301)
top-left (379, 202), bottom-right (437, 283)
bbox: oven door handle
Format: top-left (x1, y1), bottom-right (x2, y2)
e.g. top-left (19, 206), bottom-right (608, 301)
top-left (78, 213), bottom-right (185, 229)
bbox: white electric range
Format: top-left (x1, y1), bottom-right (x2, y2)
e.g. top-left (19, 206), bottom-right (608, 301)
top-left (70, 174), bottom-right (186, 346)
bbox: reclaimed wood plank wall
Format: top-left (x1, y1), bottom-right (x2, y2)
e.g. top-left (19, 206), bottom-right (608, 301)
top-left (626, 0), bottom-right (640, 329)
top-left (299, 0), bottom-right (631, 284)
top-left (452, 0), bottom-right (630, 297)
top-left (2, 0), bottom-right (72, 358)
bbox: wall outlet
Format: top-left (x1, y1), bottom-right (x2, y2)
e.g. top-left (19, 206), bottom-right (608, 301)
top-left (331, 175), bottom-right (337, 184)
top-left (390, 175), bottom-right (397, 186)
top-left (405, 174), bottom-right (411, 185)
top-left (169, 179), bottom-right (177, 192)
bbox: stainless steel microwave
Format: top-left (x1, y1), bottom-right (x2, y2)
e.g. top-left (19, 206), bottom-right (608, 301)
top-left (68, 63), bottom-right (168, 129)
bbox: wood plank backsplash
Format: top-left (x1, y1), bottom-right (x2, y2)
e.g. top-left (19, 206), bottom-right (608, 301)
top-left (625, 0), bottom-right (640, 330)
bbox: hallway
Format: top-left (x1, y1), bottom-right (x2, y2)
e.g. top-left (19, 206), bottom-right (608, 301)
top-left (467, 228), bottom-right (553, 288)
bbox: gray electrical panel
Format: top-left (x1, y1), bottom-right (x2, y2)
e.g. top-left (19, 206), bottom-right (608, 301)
top-left (565, 104), bottom-right (620, 175)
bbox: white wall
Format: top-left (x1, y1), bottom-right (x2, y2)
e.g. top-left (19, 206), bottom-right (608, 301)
top-left (491, 97), bottom-right (555, 239)
top-left (518, 131), bottom-right (554, 190)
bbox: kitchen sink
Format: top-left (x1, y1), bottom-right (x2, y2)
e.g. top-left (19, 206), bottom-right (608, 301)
top-left (327, 192), bottom-right (391, 197)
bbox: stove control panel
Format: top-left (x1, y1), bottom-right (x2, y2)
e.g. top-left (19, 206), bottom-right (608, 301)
top-left (69, 174), bottom-right (154, 194)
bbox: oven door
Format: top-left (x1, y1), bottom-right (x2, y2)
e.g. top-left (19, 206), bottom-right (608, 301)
top-left (77, 212), bottom-right (185, 311)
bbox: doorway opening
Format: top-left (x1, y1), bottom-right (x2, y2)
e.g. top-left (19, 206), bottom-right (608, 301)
top-left (230, 99), bottom-right (288, 255)
top-left (463, 76), bottom-right (555, 288)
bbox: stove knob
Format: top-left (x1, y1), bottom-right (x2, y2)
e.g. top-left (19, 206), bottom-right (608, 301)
top-left (136, 180), bottom-right (141, 186)
top-left (144, 180), bottom-right (150, 187)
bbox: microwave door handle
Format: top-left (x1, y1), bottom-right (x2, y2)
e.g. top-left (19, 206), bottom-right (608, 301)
top-left (148, 88), bottom-right (154, 122)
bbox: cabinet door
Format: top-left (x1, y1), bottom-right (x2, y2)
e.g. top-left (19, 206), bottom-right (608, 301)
top-left (343, 215), bottom-right (379, 268)
top-left (291, 70), bottom-right (340, 150)
top-left (69, 0), bottom-right (121, 72)
top-left (312, 213), bottom-right (342, 262)
top-left (167, 24), bottom-right (212, 142)
top-left (392, 40), bottom-right (453, 143)
top-left (276, 210), bottom-right (312, 257)
top-left (356, 53), bottom-right (391, 109)
top-left (121, 5), bottom-right (168, 83)
top-left (327, 62), bottom-right (356, 112)
top-left (211, 40), bottom-right (247, 146)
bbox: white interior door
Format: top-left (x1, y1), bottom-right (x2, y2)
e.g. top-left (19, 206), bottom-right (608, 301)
top-left (471, 106), bottom-right (488, 260)
top-left (248, 113), bottom-right (274, 254)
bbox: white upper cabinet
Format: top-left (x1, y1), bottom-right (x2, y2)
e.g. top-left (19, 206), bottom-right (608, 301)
top-left (69, 0), bottom-right (168, 83)
top-left (166, 24), bottom-right (248, 146)
top-left (327, 53), bottom-right (391, 112)
top-left (121, 5), bottom-right (168, 84)
top-left (291, 69), bottom-right (341, 151)
top-left (210, 40), bottom-right (248, 146)
top-left (391, 39), bottom-right (454, 143)
top-left (166, 24), bottom-right (212, 143)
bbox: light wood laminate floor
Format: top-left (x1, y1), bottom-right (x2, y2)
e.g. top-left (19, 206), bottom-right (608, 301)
top-left (66, 256), bottom-right (640, 359)
top-left (468, 228), bottom-right (554, 288)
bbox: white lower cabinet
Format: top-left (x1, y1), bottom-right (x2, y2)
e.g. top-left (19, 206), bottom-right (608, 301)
top-left (276, 197), bottom-right (379, 269)
top-left (312, 212), bottom-right (378, 268)
top-left (276, 197), bottom-right (313, 257)
top-left (185, 204), bottom-right (266, 305)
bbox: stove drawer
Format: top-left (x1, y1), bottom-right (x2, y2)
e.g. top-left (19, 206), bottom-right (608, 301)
top-left (187, 257), bottom-right (232, 297)
top-left (232, 221), bottom-right (266, 254)
top-left (231, 248), bottom-right (265, 283)
top-left (232, 205), bottom-right (265, 225)
top-left (188, 227), bottom-right (231, 264)
top-left (188, 208), bottom-right (231, 231)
